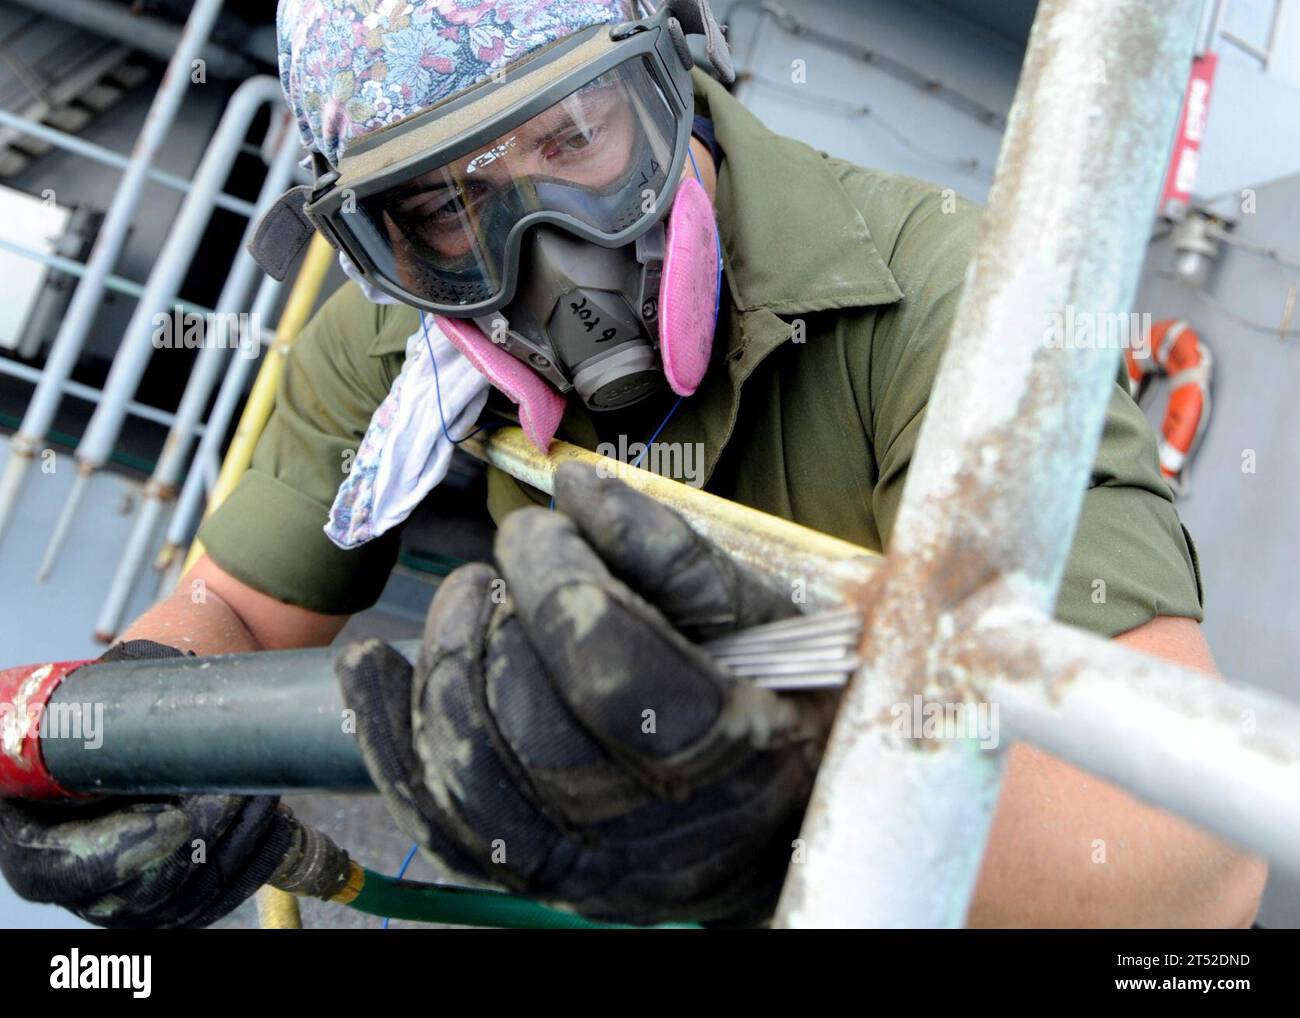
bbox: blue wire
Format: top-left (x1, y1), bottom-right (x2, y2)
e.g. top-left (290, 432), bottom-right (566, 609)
top-left (551, 393), bottom-right (684, 511)
top-left (421, 311), bottom-right (489, 445)
top-left (633, 395), bottom-right (684, 467)
top-left (382, 841), bottom-right (422, 929)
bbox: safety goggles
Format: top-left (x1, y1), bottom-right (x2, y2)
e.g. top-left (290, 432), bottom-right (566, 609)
top-left (302, 11), bottom-right (703, 316)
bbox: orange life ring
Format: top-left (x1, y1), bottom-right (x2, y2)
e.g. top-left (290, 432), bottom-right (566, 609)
top-left (1124, 318), bottom-right (1212, 495)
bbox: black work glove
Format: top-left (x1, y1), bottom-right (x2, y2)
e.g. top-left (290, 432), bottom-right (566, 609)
top-left (0, 640), bottom-right (295, 929)
top-left (338, 464), bottom-right (836, 926)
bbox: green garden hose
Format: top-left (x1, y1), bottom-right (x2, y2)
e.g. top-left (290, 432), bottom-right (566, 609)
top-left (339, 867), bottom-right (697, 930)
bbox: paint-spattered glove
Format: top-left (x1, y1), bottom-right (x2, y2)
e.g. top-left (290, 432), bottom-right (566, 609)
top-left (0, 640), bottom-right (295, 929)
top-left (338, 463), bottom-right (835, 926)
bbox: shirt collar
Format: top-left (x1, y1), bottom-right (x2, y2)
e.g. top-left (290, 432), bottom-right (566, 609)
top-left (693, 70), bottom-right (903, 317)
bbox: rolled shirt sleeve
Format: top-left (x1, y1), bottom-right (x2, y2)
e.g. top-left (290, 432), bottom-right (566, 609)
top-left (197, 283), bottom-right (415, 615)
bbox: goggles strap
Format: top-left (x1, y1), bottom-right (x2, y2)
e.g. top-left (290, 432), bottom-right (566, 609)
top-left (663, 0), bottom-right (735, 84)
top-left (246, 184), bottom-right (317, 281)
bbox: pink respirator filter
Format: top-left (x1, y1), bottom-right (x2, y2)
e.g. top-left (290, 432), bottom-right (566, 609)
top-left (659, 175), bottom-right (719, 397)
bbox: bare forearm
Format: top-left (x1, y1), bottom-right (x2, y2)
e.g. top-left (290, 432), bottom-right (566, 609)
top-left (118, 584), bottom-right (262, 656)
top-left (116, 555), bottom-right (348, 655)
top-left (968, 743), bottom-right (1266, 927)
top-left (967, 616), bottom-right (1267, 928)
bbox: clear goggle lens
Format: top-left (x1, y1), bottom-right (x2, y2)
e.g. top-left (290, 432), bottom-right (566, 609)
top-left (343, 57), bottom-right (682, 310)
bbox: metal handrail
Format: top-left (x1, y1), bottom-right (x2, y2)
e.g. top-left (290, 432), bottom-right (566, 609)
top-left (91, 123), bottom-right (304, 637)
top-left (0, 0), bottom-right (227, 544)
top-left (36, 74), bottom-right (287, 581)
top-left (775, 0), bottom-right (1215, 927)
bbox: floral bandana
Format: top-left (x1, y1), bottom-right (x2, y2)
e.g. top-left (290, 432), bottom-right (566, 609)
top-left (324, 254), bottom-right (491, 549)
top-left (277, 0), bottom-right (630, 168)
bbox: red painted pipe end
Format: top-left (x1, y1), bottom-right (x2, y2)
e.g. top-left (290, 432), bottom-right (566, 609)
top-left (0, 660), bottom-right (93, 798)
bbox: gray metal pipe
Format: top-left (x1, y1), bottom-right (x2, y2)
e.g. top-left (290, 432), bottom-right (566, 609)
top-left (0, 0), bottom-right (225, 546)
top-left (26, 589), bottom-right (1300, 880)
top-left (965, 609), bottom-right (1300, 873)
top-left (5, 0), bottom-right (258, 80)
top-left (91, 124), bottom-right (303, 637)
top-left (775, 0), bottom-right (1204, 928)
top-left (36, 75), bottom-right (284, 580)
top-left (39, 643), bottom-right (393, 794)
top-left (0, 107), bottom-right (259, 217)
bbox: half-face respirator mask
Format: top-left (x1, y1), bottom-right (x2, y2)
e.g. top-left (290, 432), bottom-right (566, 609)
top-left (251, 1), bottom-right (735, 412)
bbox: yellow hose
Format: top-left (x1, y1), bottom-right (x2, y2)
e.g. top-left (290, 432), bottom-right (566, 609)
top-left (255, 885), bottom-right (304, 930)
top-left (182, 234), bottom-right (335, 573)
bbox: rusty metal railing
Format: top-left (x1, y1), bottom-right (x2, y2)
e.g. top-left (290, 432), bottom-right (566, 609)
top-left (779, 0), bottom-right (1212, 928)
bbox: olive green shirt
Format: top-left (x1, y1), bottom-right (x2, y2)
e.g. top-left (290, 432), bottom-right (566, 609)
top-left (199, 71), bottom-right (1203, 636)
